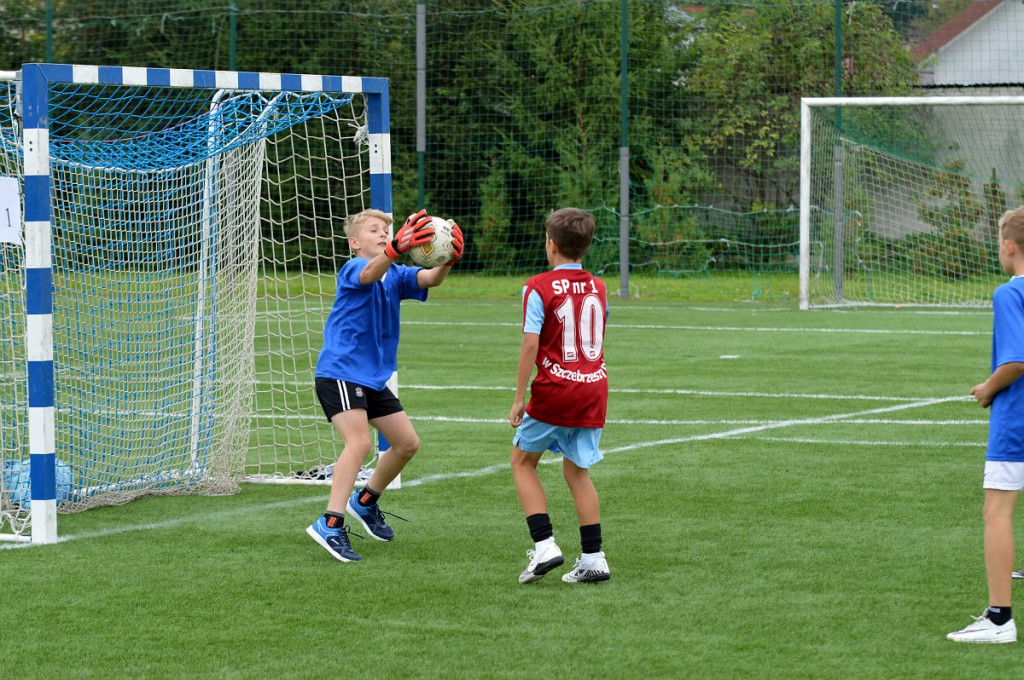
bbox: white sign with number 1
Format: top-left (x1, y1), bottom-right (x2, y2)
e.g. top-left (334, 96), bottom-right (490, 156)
top-left (0, 176), bottom-right (22, 245)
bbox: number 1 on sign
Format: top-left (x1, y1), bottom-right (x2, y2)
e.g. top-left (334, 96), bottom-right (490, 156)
top-left (0, 176), bottom-right (21, 245)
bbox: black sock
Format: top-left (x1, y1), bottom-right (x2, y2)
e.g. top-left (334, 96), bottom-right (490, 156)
top-left (988, 606), bottom-right (1013, 625)
top-left (526, 513), bottom-right (553, 543)
top-left (324, 511), bottom-right (345, 529)
top-left (358, 486), bottom-right (381, 507)
top-left (580, 523), bottom-right (602, 554)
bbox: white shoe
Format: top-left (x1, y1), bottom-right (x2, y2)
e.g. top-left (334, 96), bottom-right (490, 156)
top-left (561, 551), bottom-right (611, 583)
top-left (947, 612), bottom-right (1017, 643)
top-left (1013, 570), bottom-right (1024, 580)
top-left (518, 541), bottom-right (564, 584)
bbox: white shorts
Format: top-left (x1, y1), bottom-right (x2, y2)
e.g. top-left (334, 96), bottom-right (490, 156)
top-left (983, 461), bottom-right (1024, 490)
top-left (513, 414), bottom-right (604, 469)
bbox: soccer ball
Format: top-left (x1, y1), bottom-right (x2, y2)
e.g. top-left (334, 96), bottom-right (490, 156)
top-left (2, 459), bottom-right (74, 508)
top-left (408, 216), bottom-right (458, 268)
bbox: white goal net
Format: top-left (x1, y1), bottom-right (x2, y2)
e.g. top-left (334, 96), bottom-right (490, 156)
top-left (800, 96), bottom-right (1024, 309)
top-left (0, 66), bottom-right (389, 542)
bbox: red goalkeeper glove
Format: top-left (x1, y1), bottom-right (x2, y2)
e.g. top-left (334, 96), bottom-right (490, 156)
top-left (385, 209), bottom-right (435, 260)
top-left (444, 221), bottom-right (464, 266)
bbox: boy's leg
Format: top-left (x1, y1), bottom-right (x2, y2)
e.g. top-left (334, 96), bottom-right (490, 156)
top-left (342, 410), bottom-right (418, 542)
top-left (949, 487), bottom-right (1019, 642)
top-left (562, 457), bottom-right (599, 526)
top-left (511, 445), bottom-right (563, 583)
top-left (326, 409), bottom-right (374, 513)
top-left (561, 457), bottom-right (610, 583)
top-left (984, 488), bottom-right (1018, 609)
top-left (307, 408), bottom-right (372, 562)
top-left (511, 445), bottom-right (547, 516)
top-left (366, 410), bottom-right (420, 491)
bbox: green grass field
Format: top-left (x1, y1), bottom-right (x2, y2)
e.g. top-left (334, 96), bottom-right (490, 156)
top-left (1, 279), bottom-right (1016, 679)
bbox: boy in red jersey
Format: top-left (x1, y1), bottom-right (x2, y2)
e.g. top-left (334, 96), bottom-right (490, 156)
top-left (509, 207), bottom-right (610, 584)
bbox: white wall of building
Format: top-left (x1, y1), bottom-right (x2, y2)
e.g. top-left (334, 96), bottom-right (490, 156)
top-left (922, 1), bottom-right (1024, 86)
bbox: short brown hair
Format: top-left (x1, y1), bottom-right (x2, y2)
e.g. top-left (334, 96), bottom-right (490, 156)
top-left (999, 207), bottom-right (1024, 249)
top-left (345, 209), bottom-right (392, 239)
top-left (545, 207), bottom-right (596, 261)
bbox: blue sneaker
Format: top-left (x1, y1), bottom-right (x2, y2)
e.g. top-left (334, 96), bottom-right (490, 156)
top-left (306, 516), bottom-right (362, 562)
top-left (346, 490), bottom-right (397, 542)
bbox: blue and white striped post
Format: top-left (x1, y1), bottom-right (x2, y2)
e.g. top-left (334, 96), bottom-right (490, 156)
top-left (17, 64), bottom-right (393, 541)
top-left (363, 79), bottom-right (401, 489)
top-left (22, 64), bottom-right (57, 543)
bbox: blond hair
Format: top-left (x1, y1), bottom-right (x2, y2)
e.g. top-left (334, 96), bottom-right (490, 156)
top-left (999, 207), bottom-right (1024, 249)
top-left (345, 209), bottom-right (393, 239)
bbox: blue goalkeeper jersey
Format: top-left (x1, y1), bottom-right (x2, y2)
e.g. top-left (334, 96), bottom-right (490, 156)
top-left (315, 257), bottom-right (426, 391)
top-left (987, 276), bottom-right (1024, 462)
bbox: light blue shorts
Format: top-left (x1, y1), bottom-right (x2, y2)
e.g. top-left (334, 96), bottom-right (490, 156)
top-left (513, 414), bottom-right (604, 469)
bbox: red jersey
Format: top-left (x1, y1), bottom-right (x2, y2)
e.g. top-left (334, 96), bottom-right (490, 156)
top-left (522, 268), bottom-right (608, 428)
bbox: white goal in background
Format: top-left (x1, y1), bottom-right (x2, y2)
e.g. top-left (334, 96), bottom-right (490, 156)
top-left (0, 64), bottom-right (396, 544)
top-left (799, 96), bottom-right (1024, 309)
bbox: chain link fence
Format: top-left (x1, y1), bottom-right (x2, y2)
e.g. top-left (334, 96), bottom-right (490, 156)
top-left (2, 0), bottom-right (1021, 295)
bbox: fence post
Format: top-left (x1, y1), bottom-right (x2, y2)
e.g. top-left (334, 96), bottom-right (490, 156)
top-left (618, 0), bottom-right (630, 300)
top-left (417, 0), bottom-right (426, 208)
top-left (229, 0), bottom-right (238, 70)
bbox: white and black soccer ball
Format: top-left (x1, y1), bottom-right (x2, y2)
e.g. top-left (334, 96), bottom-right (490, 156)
top-left (408, 216), bottom-right (457, 268)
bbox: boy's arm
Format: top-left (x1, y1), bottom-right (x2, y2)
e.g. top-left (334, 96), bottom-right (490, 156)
top-left (509, 333), bottom-right (540, 427)
top-left (358, 252), bottom-right (395, 285)
top-left (971, 361), bottom-right (1024, 407)
top-left (416, 263), bottom-right (452, 289)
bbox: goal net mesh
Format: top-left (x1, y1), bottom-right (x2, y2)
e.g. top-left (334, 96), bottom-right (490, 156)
top-left (804, 99), bottom-right (1024, 308)
top-left (0, 75), bottom-right (372, 537)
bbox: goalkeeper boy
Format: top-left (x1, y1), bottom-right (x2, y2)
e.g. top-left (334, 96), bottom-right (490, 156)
top-left (509, 207), bottom-right (611, 584)
top-left (307, 209), bottom-right (463, 563)
top-left (948, 206), bottom-right (1024, 643)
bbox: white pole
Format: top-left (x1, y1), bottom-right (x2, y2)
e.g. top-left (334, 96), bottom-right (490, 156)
top-left (799, 99), bottom-right (812, 311)
top-left (190, 90), bottom-right (228, 467)
top-left (802, 95), bottom-right (1024, 107)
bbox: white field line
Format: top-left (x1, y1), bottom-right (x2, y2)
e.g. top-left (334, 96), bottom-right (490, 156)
top-left (400, 320), bottom-right (986, 336)
top-left (251, 413), bottom-right (986, 427)
top-left (254, 381), bottom-right (964, 403)
top-left (2, 394), bottom-right (966, 549)
top-left (733, 436), bottom-right (984, 448)
top-left (588, 395), bottom-right (968, 456)
top-left (257, 298), bottom-right (990, 317)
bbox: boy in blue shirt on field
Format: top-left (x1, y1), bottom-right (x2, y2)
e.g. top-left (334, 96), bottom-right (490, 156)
top-left (306, 208), bottom-right (463, 563)
top-left (948, 206), bottom-right (1024, 643)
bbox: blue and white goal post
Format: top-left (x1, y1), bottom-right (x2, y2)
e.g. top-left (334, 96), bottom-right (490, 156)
top-left (0, 63), bottom-right (399, 545)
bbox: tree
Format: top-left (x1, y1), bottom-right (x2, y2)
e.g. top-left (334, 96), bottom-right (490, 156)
top-left (423, 0), bottom-right (699, 272)
top-left (0, 0), bottom-right (48, 70)
top-left (687, 1), bottom-right (918, 212)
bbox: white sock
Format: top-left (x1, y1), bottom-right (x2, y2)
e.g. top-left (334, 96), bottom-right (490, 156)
top-left (536, 537), bottom-right (556, 552)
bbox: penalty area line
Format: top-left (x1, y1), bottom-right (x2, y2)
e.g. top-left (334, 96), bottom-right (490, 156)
top-left (3, 395), bottom-right (963, 549)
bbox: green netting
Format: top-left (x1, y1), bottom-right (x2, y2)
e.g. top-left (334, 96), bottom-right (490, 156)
top-left (806, 98), bottom-right (1024, 307)
top-left (3, 0), bottom-right (1022, 292)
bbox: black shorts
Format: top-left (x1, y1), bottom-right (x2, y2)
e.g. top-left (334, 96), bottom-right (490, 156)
top-left (315, 378), bottom-right (404, 421)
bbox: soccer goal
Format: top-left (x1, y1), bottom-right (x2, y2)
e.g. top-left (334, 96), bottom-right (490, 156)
top-left (799, 95), bottom-right (1024, 309)
top-left (0, 64), bottom-right (396, 544)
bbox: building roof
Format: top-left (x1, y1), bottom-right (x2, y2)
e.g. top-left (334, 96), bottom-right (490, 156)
top-left (912, 0), bottom-right (1004, 60)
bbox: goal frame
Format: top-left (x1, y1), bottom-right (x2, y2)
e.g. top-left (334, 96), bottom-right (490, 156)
top-left (12, 63), bottom-right (394, 544)
top-left (799, 95), bottom-right (1024, 310)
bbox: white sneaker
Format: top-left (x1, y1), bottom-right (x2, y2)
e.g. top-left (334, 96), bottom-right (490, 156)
top-left (518, 541), bottom-right (564, 584)
top-left (561, 551), bottom-right (611, 583)
top-left (947, 612), bottom-right (1017, 644)
top-left (1013, 570), bottom-right (1024, 580)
